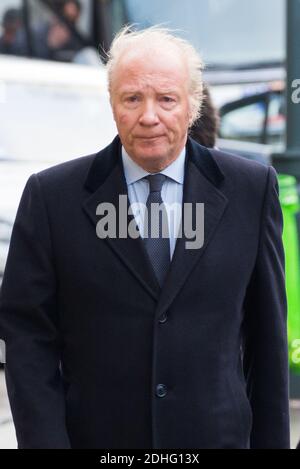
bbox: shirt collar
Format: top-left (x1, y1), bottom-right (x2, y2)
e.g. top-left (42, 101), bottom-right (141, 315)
top-left (122, 145), bottom-right (186, 186)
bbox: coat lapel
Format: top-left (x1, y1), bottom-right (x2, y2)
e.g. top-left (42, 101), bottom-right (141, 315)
top-left (155, 138), bottom-right (228, 317)
top-left (82, 136), bottom-right (160, 301)
top-left (82, 136), bottom-right (228, 309)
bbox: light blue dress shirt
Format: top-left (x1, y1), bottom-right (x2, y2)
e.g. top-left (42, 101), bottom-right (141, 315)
top-left (121, 146), bottom-right (186, 260)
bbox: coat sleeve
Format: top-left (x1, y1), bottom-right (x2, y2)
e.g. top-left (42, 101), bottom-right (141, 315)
top-left (243, 165), bottom-right (290, 449)
top-left (0, 174), bottom-right (71, 449)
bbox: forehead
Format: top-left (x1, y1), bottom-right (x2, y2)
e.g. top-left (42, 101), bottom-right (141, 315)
top-left (112, 49), bottom-right (189, 93)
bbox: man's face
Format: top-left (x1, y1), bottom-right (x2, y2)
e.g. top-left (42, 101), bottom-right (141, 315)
top-left (63, 2), bottom-right (80, 24)
top-left (110, 49), bottom-right (192, 172)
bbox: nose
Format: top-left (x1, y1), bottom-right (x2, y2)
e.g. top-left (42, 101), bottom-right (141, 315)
top-left (139, 100), bottom-right (160, 126)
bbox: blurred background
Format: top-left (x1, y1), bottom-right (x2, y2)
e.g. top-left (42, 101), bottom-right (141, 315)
top-left (0, 0), bottom-right (300, 449)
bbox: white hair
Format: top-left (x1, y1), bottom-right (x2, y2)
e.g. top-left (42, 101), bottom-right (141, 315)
top-left (106, 25), bottom-right (205, 126)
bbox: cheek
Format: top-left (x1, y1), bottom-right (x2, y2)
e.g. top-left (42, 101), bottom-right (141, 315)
top-left (114, 113), bottom-right (132, 134)
top-left (163, 112), bottom-right (189, 134)
top-left (115, 114), bottom-right (138, 145)
top-left (117, 111), bottom-right (137, 129)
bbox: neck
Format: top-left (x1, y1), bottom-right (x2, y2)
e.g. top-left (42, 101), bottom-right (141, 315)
top-left (139, 155), bottom-right (180, 173)
top-left (126, 139), bottom-right (187, 173)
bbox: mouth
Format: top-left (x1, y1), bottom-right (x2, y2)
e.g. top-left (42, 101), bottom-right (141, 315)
top-left (135, 135), bottom-right (165, 140)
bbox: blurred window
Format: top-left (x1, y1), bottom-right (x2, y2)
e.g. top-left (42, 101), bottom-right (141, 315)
top-left (0, 0), bottom-right (94, 62)
top-left (124, 0), bottom-right (285, 68)
top-left (0, 1), bottom-right (28, 56)
top-left (28, 0), bottom-right (89, 62)
top-left (1, 0), bottom-right (285, 68)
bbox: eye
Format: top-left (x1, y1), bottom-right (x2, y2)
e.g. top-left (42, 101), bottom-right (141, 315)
top-left (123, 95), bottom-right (142, 108)
top-left (161, 96), bottom-right (175, 103)
top-left (126, 95), bottom-right (140, 103)
top-left (159, 96), bottom-right (177, 108)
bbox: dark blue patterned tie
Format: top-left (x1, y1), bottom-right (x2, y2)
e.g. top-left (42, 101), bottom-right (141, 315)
top-left (143, 174), bottom-right (170, 287)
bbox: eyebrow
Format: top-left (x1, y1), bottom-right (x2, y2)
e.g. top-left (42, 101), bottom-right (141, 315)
top-left (119, 89), bottom-right (180, 96)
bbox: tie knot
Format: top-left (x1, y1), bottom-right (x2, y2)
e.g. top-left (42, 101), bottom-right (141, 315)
top-left (146, 174), bottom-right (167, 193)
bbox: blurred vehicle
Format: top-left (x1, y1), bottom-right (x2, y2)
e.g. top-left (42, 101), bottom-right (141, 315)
top-left (0, 0), bottom-right (286, 162)
top-left (0, 54), bottom-right (116, 161)
top-left (0, 0), bottom-right (285, 81)
top-left (0, 159), bottom-right (60, 282)
top-left (217, 138), bottom-right (272, 165)
top-left (0, 53), bottom-right (116, 283)
top-left (218, 82), bottom-right (285, 147)
top-left (0, 0), bottom-right (127, 64)
top-left (214, 81), bottom-right (285, 162)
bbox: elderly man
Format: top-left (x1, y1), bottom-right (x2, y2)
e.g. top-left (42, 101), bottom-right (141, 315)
top-left (0, 26), bottom-right (290, 449)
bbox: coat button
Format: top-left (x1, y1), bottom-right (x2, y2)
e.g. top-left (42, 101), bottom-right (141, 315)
top-left (156, 384), bottom-right (168, 398)
top-left (158, 313), bottom-right (168, 324)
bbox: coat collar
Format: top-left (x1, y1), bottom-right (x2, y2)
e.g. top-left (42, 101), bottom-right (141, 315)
top-left (84, 135), bottom-right (225, 193)
top-left (82, 136), bottom-right (228, 313)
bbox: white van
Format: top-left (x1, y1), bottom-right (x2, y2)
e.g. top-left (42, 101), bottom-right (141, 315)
top-left (0, 54), bottom-right (116, 281)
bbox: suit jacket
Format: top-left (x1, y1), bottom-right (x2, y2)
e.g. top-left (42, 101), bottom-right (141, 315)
top-left (0, 136), bottom-right (290, 449)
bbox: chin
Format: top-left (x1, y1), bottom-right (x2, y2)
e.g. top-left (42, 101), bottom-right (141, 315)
top-left (139, 150), bottom-right (166, 163)
top-left (137, 143), bottom-right (167, 157)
